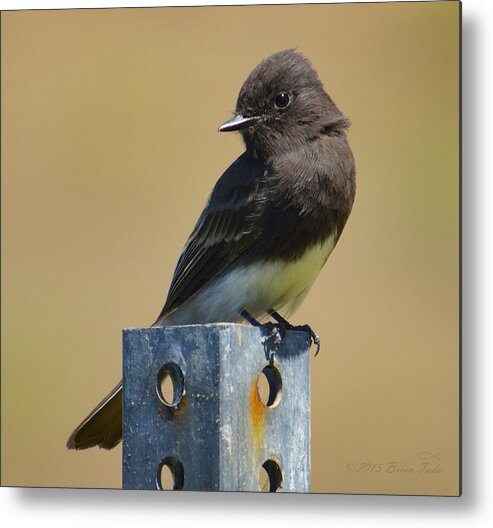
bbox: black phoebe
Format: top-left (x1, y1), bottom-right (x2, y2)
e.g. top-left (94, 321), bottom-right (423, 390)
top-left (67, 49), bottom-right (355, 450)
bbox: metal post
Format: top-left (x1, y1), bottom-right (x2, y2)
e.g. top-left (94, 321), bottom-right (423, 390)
top-left (122, 323), bottom-right (311, 492)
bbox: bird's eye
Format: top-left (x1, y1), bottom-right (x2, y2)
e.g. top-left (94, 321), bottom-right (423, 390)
top-left (275, 92), bottom-right (290, 108)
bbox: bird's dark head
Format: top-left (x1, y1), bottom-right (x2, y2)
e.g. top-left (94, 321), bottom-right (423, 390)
top-left (219, 49), bottom-right (350, 158)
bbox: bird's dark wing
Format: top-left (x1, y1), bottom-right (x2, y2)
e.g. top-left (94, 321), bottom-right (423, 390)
top-left (154, 153), bottom-right (266, 323)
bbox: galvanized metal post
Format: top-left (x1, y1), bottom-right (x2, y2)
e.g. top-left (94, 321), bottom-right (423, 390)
top-left (122, 323), bottom-right (311, 492)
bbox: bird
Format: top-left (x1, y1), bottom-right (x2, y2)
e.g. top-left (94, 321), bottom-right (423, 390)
top-left (67, 49), bottom-right (356, 451)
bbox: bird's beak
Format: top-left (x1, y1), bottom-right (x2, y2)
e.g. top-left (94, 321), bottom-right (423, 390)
top-left (218, 113), bottom-right (259, 132)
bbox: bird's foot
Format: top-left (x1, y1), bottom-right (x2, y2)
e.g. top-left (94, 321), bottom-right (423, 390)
top-left (268, 310), bottom-right (321, 356)
top-left (240, 309), bottom-right (284, 359)
top-left (294, 324), bottom-right (321, 356)
top-left (240, 308), bottom-right (320, 357)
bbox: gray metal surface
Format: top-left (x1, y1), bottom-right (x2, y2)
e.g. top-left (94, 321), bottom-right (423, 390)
top-left (122, 323), bottom-right (311, 492)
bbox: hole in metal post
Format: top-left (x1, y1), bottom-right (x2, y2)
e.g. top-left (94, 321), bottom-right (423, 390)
top-left (157, 363), bottom-right (185, 408)
top-left (160, 374), bottom-right (174, 404)
top-left (257, 365), bottom-right (282, 408)
top-left (157, 456), bottom-right (184, 491)
top-left (259, 459), bottom-right (283, 492)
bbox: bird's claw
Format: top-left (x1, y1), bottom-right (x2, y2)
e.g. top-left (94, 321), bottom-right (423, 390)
top-left (240, 308), bottom-right (320, 356)
top-left (296, 324), bottom-right (321, 356)
top-left (266, 322), bottom-right (321, 357)
top-left (267, 310), bottom-right (321, 356)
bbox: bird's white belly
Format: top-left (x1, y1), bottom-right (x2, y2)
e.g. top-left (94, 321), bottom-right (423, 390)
top-left (165, 234), bottom-right (336, 325)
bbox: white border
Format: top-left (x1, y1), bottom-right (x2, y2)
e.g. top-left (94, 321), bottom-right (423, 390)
top-left (2, 1), bottom-right (492, 528)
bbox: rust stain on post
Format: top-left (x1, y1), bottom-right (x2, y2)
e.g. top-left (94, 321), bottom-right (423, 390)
top-left (249, 376), bottom-right (265, 454)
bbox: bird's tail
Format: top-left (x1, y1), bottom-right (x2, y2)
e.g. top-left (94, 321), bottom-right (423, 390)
top-left (67, 314), bottom-right (176, 451)
top-left (66, 381), bottom-right (123, 450)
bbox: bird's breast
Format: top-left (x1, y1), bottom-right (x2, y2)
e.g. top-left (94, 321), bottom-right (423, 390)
top-left (164, 233), bottom-right (336, 325)
top-left (215, 233), bottom-right (336, 318)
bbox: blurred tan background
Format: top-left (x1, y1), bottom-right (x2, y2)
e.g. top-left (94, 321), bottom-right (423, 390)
top-left (1, 2), bottom-right (459, 495)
